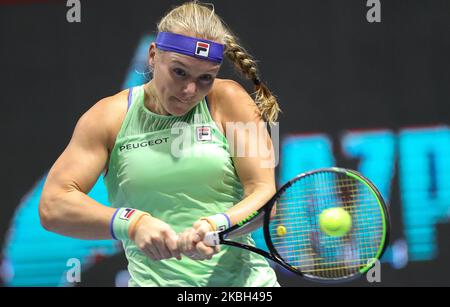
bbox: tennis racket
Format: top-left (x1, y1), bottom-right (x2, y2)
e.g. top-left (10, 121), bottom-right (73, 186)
top-left (204, 167), bottom-right (390, 283)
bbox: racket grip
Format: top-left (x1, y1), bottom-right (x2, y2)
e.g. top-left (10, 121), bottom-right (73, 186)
top-left (204, 232), bottom-right (220, 246)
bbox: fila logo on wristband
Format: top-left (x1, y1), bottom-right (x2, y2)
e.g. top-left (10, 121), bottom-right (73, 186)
top-left (119, 208), bottom-right (136, 221)
top-left (195, 42), bottom-right (210, 57)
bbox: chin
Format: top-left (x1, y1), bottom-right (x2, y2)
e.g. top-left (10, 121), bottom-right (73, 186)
top-left (168, 104), bottom-right (191, 116)
top-left (168, 99), bottom-right (195, 116)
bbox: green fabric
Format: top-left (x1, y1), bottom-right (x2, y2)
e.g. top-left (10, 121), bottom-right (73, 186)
top-left (104, 85), bottom-right (278, 287)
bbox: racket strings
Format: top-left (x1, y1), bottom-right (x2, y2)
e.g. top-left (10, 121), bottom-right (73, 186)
top-left (268, 171), bottom-right (385, 280)
top-left (270, 224), bottom-right (383, 242)
top-left (270, 205), bottom-right (384, 223)
top-left (276, 178), bottom-right (370, 200)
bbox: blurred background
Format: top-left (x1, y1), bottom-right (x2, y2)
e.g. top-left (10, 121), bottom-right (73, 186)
top-left (0, 0), bottom-right (449, 287)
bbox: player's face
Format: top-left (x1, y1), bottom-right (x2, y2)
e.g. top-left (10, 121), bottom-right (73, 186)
top-left (150, 44), bottom-right (221, 116)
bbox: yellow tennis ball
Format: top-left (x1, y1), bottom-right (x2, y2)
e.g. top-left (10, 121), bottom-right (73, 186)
top-left (277, 225), bottom-right (287, 236)
top-left (319, 208), bottom-right (352, 237)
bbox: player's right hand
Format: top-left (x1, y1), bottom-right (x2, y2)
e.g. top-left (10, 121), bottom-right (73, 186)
top-left (132, 215), bottom-right (182, 261)
top-left (177, 219), bottom-right (221, 261)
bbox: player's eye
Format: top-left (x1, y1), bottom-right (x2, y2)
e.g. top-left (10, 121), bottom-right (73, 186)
top-left (173, 68), bottom-right (187, 77)
top-left (199, 74), bottom-right (214, 84)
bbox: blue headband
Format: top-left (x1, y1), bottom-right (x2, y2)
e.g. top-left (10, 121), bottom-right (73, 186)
top-left (155, 32), bottom-right (224, 63)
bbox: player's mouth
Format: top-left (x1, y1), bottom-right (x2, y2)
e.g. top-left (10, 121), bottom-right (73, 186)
top-left (175, 97), bottom-right (192, 104)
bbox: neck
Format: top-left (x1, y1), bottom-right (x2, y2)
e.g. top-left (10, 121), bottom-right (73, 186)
top-left (144, 82), bottom-right (171, 116)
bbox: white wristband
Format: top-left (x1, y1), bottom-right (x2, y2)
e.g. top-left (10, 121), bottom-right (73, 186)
top-left (202, 213), bottom-right (231, 232)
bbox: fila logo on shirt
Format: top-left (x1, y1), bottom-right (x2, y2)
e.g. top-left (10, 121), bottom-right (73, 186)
top-left (196, 126), bottom-right (212, 142)
top-left (119, 208), bottom-right (136, 221)
top-left (195, 42), bottom-right (210, 58)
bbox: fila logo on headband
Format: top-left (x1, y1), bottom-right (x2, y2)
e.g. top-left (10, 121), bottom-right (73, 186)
top-left (195, 42), bottom-right (210, 58)
top-left (196, 126), bottom-right (212, 142)
top-left (119, 208), bottom-right (136, 221)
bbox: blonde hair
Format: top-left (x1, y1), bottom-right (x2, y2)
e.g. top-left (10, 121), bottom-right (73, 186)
top-left (156, 1), bottom-right (281, 123)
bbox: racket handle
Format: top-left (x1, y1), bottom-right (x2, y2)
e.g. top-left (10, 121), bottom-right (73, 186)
top-left (204, 231), bottom-right (220, 246)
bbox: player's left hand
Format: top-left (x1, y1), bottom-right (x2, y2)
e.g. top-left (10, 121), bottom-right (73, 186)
top-left (177, 220), bottom-right (221, 261)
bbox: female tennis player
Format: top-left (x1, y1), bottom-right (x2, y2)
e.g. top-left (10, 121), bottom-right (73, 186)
top-left (39, 1), bottom-right (281, 287)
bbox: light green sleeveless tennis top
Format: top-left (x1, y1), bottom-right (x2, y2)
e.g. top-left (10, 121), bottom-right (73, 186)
top-left (104, 85), bottom-right (279, 287)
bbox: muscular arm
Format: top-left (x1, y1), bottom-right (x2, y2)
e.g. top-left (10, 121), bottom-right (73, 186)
top-left (38, 96), bottom-right (121, 240)
top-left (214, 80), bottom-right (277, 226)
top-left (39, 93), bottom-right (181, 261)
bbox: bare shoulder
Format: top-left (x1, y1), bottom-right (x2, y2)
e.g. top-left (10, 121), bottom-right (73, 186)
top-left (82, 89), bottom-right (129, 152)
top-left (208, 79), bottom-right (261, 124)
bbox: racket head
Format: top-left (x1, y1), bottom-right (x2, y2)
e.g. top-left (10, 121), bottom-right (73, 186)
top-left (264, 167), bottom-right (390, 283)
